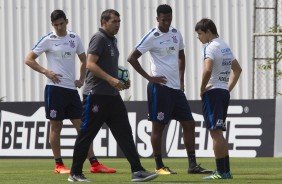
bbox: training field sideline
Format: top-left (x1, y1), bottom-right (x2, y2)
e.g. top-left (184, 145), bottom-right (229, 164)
top-left (0, 158), bottom-right (281, 184)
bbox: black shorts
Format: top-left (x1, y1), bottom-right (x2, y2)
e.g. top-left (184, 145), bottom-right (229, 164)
top-left (44, 85), bottom-right (82, 120)
top-left (201, 88), bottom-right (230, 131)
top-left (147, 83), bottom-right (194, 124)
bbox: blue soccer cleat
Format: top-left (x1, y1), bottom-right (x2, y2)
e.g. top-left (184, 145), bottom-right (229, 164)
top-left (203, 171), bottom-right (233, 180)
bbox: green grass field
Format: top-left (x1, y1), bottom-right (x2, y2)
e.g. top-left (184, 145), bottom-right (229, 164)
top-left (0, 158), bottom-right (281, 184)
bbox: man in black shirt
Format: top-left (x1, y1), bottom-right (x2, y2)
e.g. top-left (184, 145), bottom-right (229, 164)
top-left (68, 9), bottom-right (158, 183)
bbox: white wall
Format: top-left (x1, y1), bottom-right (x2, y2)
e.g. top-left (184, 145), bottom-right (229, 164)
top-left (0, 0), bottom-right (253, 101)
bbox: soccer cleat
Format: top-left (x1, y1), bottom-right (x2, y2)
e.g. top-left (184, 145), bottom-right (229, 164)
top-left (188, 164), bottom-right (213, 174)
top-left (155, 166), bottom-right (177, 175)
top-left (90, 162), bottom-right (116, 173)
top-left (54, 164), bottom-right (71, 174)
top-left (131, 170), bottom-right (159, 182)
top-left (224, 172), bottom-right (233, 179)
top-left (68, 174), bottom-right (92, 182)
top-left (203, 171), bottom-right (233, 180)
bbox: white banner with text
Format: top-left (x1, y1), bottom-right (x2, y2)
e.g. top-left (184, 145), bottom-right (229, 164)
top-left (0, 100), bottom-right (275, 158)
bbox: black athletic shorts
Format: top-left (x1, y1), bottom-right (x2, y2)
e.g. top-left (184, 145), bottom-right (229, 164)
top-left (147, 83), bottom-right (194, 124)
top-left (44, 85), bottom-right (82, 120)
top-left (202, 88), bottom-right (230, 131)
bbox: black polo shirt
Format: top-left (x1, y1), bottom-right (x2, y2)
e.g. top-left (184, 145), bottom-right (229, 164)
top-left (83, 28), bottom-right (119, 96)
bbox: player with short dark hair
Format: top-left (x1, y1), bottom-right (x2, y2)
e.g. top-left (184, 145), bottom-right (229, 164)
top-left (68, 9), bottom-right (158, 182)
top-left (127, 4), bottom-right (212, 175)
top-left (195, 18), bottom-right (242, 180)
top-left (25, 9), bottom-right (116, 175)
top-left (50, 9), bottom-right (67, 22)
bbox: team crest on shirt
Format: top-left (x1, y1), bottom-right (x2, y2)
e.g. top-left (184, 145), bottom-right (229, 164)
top-left (157, 112), bottom-right (164, 121)
top-left (172, 28), bottom-right (177, 33)
top-left (172, 36), bottom-right (178, 43)
top-left (50, 35), bottom-right (57, 39)
top-left (92, 105), bottom-right (99, 113)
top-left (154, 32), bottom-right (160, 37)
top-left (69, 40), bottom-right (75, 48)
top-left (50, 110), bottom-right (57, 118)
top-left (70, 34), bottom-right (75, 38)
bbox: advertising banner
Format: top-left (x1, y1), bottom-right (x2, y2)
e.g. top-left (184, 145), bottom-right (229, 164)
top-left (0, 100), bottom-right (275, 158)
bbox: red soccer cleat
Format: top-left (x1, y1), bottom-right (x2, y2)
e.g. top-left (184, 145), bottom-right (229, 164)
top-left (90, 162), bottom-right (117, 173)
top-left (54, 164), bottom-right (71, 174)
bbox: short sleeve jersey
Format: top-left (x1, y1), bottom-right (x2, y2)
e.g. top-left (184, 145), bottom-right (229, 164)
top-left (83, 28), bottom-right (119, 96)
top-left (136, 26), bottom-right (185, 89)
top-left (32, 30), bottom-right (85, 89)
top-left (204, 38), bottom-right (235, 90)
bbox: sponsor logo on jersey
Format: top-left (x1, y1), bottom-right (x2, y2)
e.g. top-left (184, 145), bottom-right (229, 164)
top-left (218, 76), bottom-right (229, 82)
top-left (222, 60), bottom-right (232, 66)
top-left (63, 52), bottom-right (71, 58)
top-left (220, 71), bottom-right (231, 75)
top-left (54, 43), bottom-right (68, 47)
top-left (70, 34), bottom-right (75, 38)
top-left (160, 39), bottom-right (171, 44)
top-left (172, 28), bottom-right (177, 33)
top-left (221, 48), bottom-right (231, 53)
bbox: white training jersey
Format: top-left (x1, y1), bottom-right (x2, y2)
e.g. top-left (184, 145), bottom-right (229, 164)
top-left (32, 30), bottom-right (85, 90)
top-left (204, 38), bottom-right (235, 90)
top-left (136, 26), bottom-right (185, 89)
